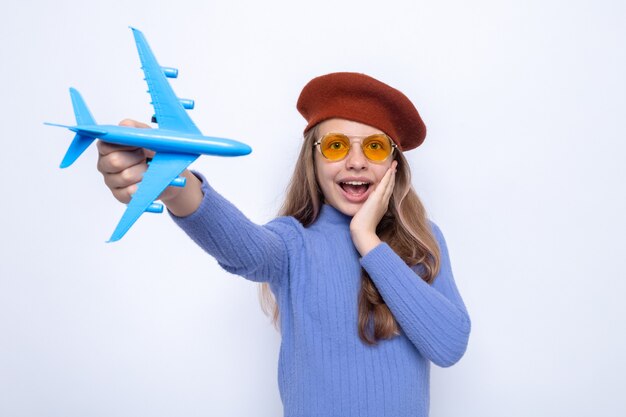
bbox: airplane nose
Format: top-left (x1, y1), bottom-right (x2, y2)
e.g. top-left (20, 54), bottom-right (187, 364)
top-left (224, 139), bottom-right (252, 156)
top-left (238, 142), bottom-right (252, 155)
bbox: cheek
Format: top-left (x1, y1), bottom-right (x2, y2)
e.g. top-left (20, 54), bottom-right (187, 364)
top-left (314, 155), bottom-right (338, 183)
top-left (313, 154), bottom-right (325, 184)
top-left (314, 157), bottom-right (332, 195)
top-left (372, 163), bottom-right (393, 184)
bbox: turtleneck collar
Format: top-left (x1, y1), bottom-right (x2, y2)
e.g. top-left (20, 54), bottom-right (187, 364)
top-left (315, 204), bottom-right (352, 226)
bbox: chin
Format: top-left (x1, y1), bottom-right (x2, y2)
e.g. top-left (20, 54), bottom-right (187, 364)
top-left (331, 201), bottom-right (363, 217)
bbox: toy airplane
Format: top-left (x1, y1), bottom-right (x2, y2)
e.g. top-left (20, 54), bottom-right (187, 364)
top-left (46, 27), bottom-right (252, 242)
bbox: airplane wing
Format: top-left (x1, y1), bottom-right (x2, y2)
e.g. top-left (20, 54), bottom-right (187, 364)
top-left (131, 27), bottom-right (201, 135)
top-left (108, 151), bottom-right (199, 242)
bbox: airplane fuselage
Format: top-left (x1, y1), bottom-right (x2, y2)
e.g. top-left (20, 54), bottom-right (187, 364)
top-left (71, 124), bottom-right (252, 157)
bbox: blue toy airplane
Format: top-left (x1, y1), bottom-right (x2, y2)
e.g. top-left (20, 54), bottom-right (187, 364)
top-left (46, 27), bottom-right (252, 242)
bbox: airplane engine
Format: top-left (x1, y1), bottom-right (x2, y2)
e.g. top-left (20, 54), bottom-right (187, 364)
top-left (179, 99), bottom-right (195, 110)
top-left (170, 177), bottom-right (187, 187)
top-left (145, 202), bottom-right (164, 213)
top-left (161, 67), bottom-right (178, 78)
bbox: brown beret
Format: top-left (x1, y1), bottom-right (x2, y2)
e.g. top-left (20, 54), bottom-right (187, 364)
top-left (296, 72), bottom-right (426, 151)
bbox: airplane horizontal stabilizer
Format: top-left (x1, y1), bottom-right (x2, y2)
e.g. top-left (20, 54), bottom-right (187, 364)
top-left (60, 133), bottom-right (95, 168)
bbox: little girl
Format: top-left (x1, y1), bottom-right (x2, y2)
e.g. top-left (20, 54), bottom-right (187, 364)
top-left (97, 72), bottom-right (471, 417)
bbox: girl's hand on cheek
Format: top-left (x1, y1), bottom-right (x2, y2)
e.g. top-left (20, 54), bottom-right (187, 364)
top-left (350, 160), bottom-right (397, 255)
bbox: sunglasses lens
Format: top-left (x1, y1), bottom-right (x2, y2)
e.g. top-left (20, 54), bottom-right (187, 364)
top-left (363, 134), bottom-right (393, 161)
top-left (320, 134), bottom-right (350, 160)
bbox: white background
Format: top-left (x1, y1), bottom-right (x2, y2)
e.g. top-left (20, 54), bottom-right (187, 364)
top-left (1, 0), bottom-right (625, 416)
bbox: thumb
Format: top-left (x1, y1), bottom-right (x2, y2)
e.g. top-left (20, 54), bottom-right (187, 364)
top-left (143, 148), bottom-right (156, 159)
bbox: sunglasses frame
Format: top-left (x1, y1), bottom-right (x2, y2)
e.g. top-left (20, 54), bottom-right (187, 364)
top-left (313, 132), bottom-right (397, 163)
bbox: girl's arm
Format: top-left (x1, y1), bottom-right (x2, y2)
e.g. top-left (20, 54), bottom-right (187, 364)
top-left (97, 120), bottom-right (293, 284)
top-left (169, 172), bottom-right (297, 284)
top-left (360, 223), bottom-right (471, 367)
top-left (350, 163), bottom-right (469, 366)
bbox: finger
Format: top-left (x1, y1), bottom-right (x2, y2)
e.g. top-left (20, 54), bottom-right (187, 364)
top-left (366, 170), bottom-right (391, 207)
top-left (111, 183), bottom-right (139, 204)
top-left (118, 118), bottom-right (151, 129)
top-left (143, 148), bottom-right (156, 159)
top-left (383, 169), bottom-right (396, 203)
top-left (380, 162), bottom-right (397, 203)
top-left (97, 140), bottom-right (143, 156)
top-left (388, 161), bottom-right (398, 188)
top-left (97, 148), bottom-right (147, 174)
top-left (375, 163), bottom-right (395, 193)
top-left (103, 161), bottom-right (147, 190)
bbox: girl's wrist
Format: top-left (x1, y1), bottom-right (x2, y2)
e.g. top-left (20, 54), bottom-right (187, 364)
top-left (162, 170), bottom-right (203, 217)
top-left (351, 230), bottom-right (381, 257)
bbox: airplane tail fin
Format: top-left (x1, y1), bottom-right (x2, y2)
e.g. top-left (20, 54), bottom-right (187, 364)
top-left (70, 87), bottom-right (96, 125)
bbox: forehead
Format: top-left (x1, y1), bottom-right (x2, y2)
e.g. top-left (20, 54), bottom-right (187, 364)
top-left (317, 118), bottom-right (385, 137)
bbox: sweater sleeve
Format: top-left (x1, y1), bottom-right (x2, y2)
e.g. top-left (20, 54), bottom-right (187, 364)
top-left (169, 172), bottom-right (297, 285)
top-left (360, 221), bottom-right (471, 367)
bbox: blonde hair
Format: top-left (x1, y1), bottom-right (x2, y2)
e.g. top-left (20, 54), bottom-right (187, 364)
top-left (260, 126), bottom-right (441, 345)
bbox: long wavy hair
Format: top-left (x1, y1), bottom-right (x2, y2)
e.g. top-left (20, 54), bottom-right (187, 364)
top-left (259, 125), bottom-right (441, 345)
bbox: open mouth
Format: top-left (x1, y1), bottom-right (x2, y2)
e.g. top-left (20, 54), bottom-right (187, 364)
top-left (339, 181), bottom-right (371, 198)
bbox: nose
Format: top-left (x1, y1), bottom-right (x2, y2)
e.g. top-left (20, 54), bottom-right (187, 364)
top-left (345, 142), bottom-right (367, 170)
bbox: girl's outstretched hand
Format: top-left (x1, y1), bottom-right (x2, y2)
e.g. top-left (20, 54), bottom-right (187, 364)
top-left (96, 119), bottom-right (202, 216)
top-left (96, 119), bottom-right (156, 203)
top-left (350, 160), bottom-right (397, 256)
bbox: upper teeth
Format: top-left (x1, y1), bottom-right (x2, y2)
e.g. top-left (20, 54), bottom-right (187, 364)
top-left (343, 181), bottom-right (369, 185)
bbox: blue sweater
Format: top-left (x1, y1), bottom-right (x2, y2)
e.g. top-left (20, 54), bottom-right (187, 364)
top-left (171, 175), bottom-right (470, 417)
